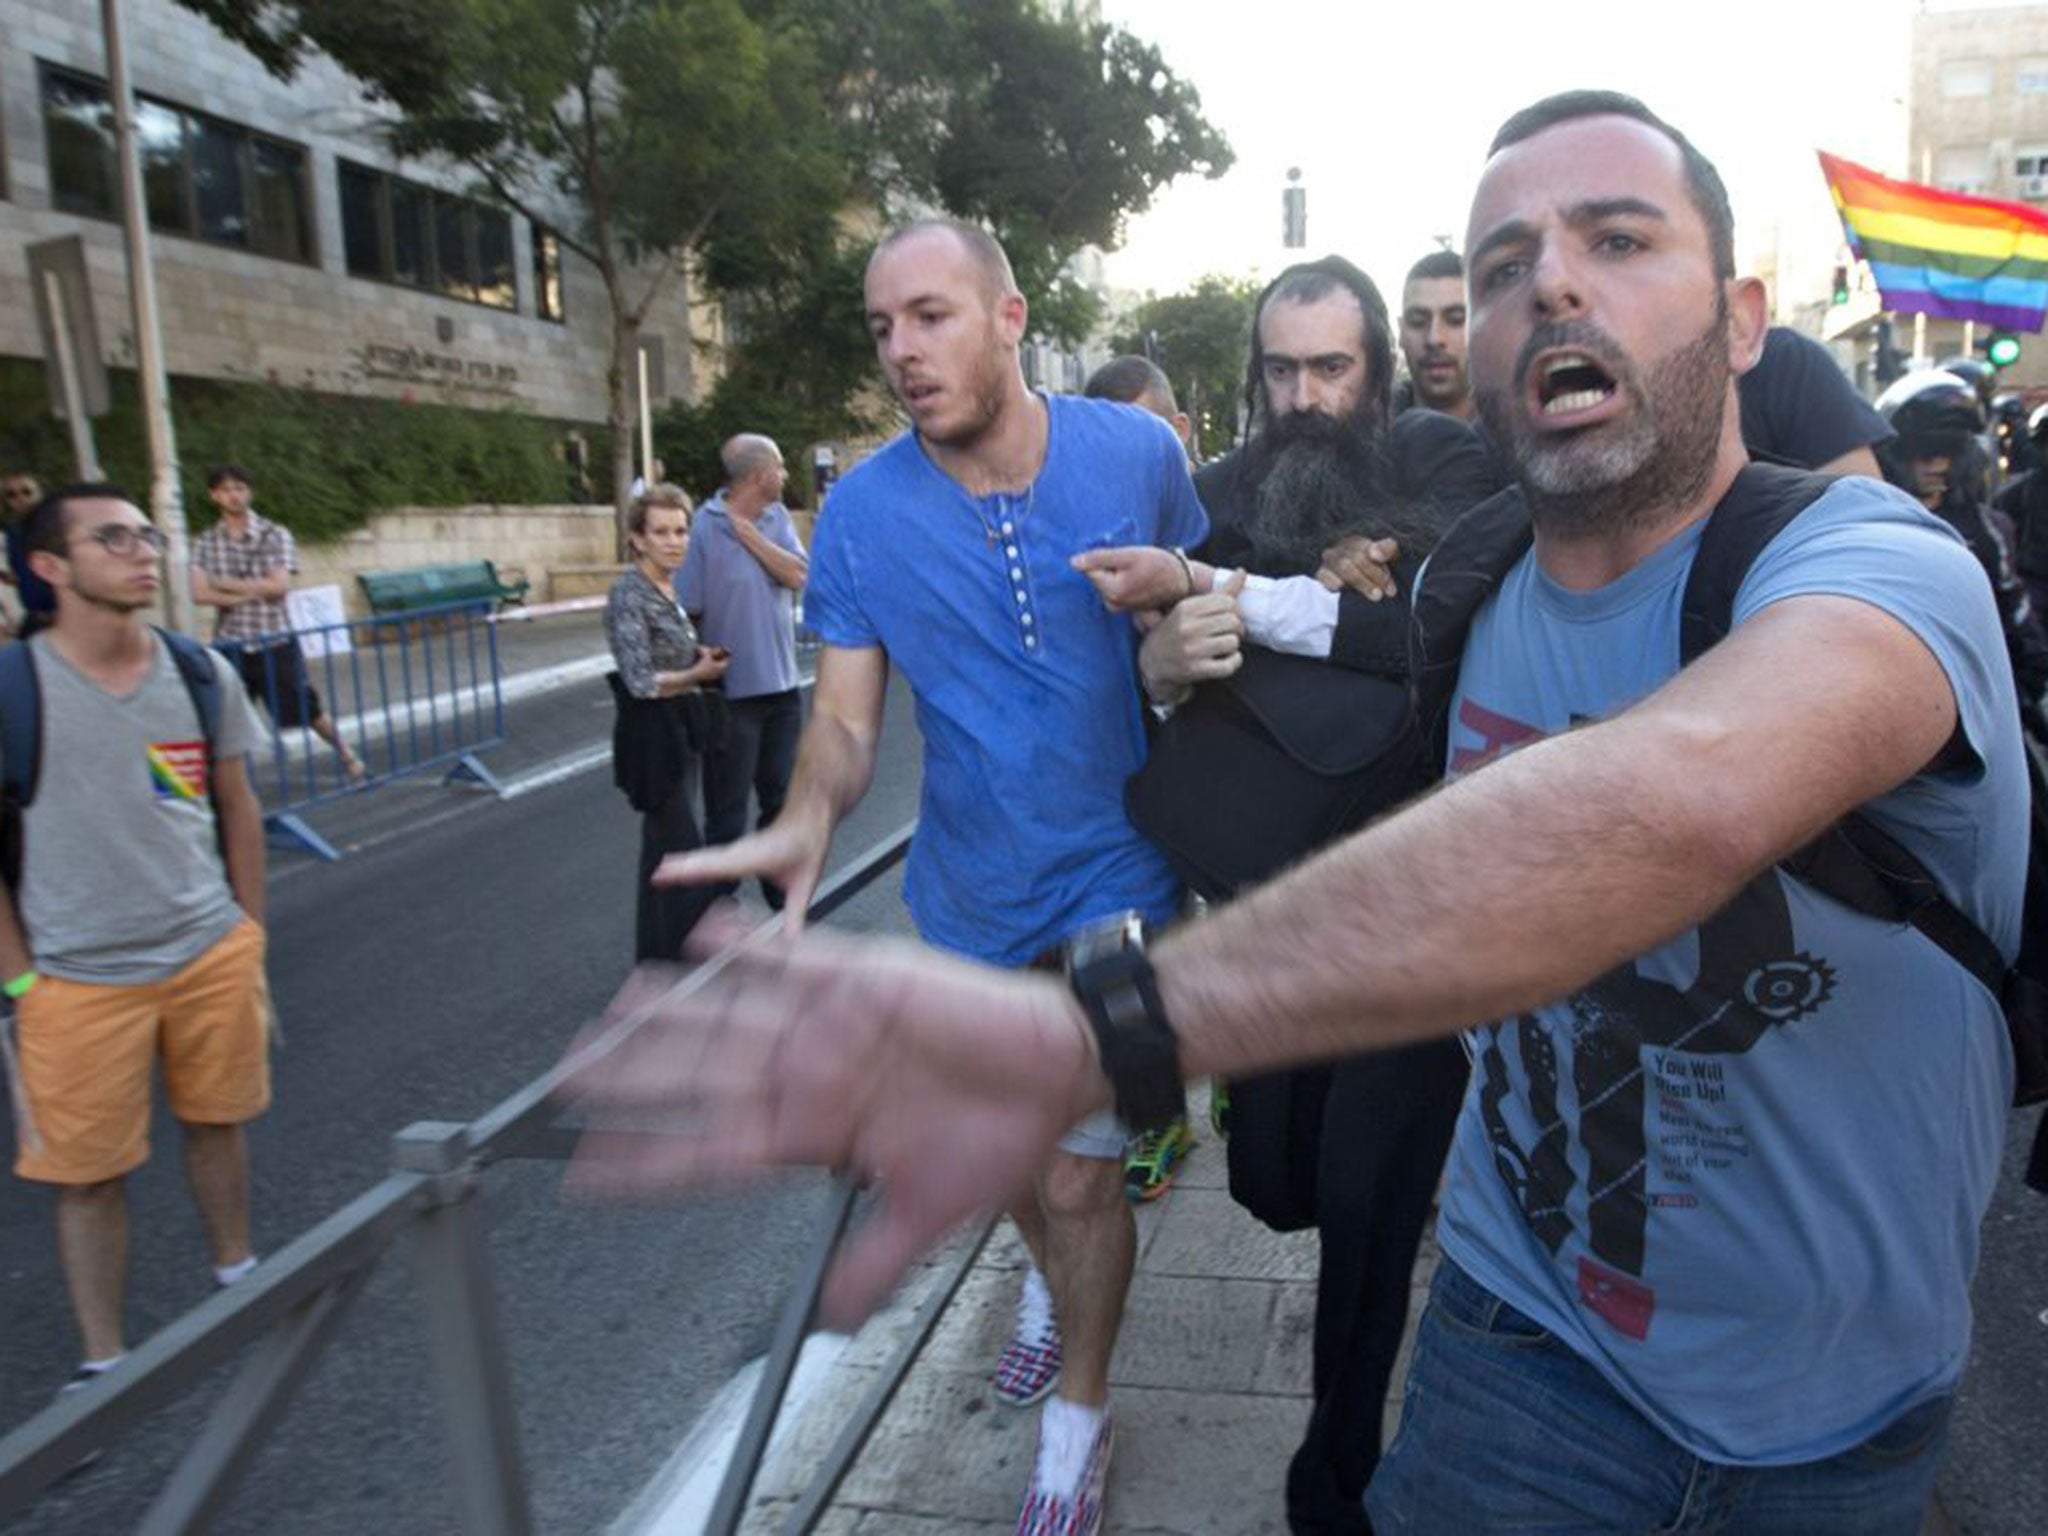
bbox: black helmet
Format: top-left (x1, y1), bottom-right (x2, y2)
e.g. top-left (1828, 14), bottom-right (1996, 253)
top-left (1878, 369), bottom-right (1985, 460)
top-left (2029, 401), bottom-right (2048, 446)
top-left (1993, 391), bottom-right (2027, 427)
top-left (1940, 355), bottom-right (1998, 407)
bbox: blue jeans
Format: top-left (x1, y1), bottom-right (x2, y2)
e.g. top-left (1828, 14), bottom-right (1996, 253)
top-left (1364, 1259), bottom-right (1951, 1535)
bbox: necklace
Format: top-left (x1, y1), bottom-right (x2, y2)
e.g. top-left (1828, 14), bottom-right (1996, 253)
top-left (971, 481), bottom-right (1036, 548)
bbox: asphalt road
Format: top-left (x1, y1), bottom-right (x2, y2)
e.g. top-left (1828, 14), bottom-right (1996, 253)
top-left (0, 667), bottom-right (924, 1535)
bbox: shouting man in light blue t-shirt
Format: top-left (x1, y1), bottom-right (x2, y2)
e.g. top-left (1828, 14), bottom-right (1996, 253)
top-left (568, 97), bottom-right (2024, 1536)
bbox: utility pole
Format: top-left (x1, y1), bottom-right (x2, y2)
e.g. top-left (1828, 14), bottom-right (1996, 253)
top-left (103, 0), bottom-right (192, 632)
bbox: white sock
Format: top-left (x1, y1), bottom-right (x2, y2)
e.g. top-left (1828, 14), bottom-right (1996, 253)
top-left (214, 1255), bottom-right (258, 1287)
top-left (1033, 1395), bottom-right (1108, 1494)
top-left (1016, 1266), bottom-right (1057, 1338)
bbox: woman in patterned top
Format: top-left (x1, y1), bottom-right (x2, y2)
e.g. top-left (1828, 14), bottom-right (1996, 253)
top-left (604, 485), bottom-right (730, 960)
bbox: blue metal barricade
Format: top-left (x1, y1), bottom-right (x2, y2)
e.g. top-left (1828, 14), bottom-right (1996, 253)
top-left (217, 600), bottom-right (507, 861)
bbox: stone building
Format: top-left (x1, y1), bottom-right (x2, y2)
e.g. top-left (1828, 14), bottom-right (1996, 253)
top-left (0, 0), bottom-right (714, 429)
top-left (1904, 2), bottom-right (2048, 388)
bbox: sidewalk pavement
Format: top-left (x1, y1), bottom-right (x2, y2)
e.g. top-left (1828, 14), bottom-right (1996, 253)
top-left (731, 1086), bottom-right (1434, 1535)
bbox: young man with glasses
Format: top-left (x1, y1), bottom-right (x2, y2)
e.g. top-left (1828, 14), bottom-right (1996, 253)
top-left (190, 463), bottom-right (365, 782)
top-left (3, 483), bottom-right (271, 1399)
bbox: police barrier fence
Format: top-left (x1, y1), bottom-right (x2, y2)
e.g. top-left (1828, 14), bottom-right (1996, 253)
top-left (0, 824), bottom-right (921, 1536)
top-left (220, 600), bottom-right (506, 862)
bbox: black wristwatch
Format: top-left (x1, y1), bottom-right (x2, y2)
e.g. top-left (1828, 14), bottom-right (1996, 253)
top-left (1065, 913), bottom-right (1185, 1133)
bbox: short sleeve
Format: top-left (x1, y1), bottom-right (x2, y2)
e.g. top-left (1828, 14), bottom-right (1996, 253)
top-left (1735, 480), bottom-right (2011, 766)
top-left (674, 527), bottom-right (706, 613)
top-left (802, 502), bottom-right (879, 649)
top-left (1738, 329), bottom-right (1892, 469)
top-left (270, 526), bottom-right (298, 575)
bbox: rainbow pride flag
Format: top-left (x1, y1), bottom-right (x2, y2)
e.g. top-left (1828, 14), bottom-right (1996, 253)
top-left (1819, 151), bottom-right (2048, 332)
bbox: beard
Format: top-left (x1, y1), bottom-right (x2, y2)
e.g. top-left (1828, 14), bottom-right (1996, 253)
top-left (1240, 403), bottom-right (1423, 573)
top-left (1476, 304), bottom-right (1729, 539)
top-left (900, 328), bottom-right (1009, 450)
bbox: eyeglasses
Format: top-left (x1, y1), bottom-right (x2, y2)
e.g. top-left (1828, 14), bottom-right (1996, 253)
top-left (2, 485), bottom-right (36, 502)
top-left (74, 524), bottom-right (167, 557)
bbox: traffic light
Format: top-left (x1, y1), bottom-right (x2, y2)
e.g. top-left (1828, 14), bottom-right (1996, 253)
top-left (1986, 331), bottom-right (2022, 368)
top-left (1831, 264), bottom-right (1850, 305)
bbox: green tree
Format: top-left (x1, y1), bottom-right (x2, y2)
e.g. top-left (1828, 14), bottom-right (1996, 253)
top-left (1112, 275), bottom-right (1261, 457)
top-left (785, 0), bottom-right (1234, 346)
top-left (661, 0), bottom-right (1234, 481)
top-left (180, 0), bottom-right (848, 546)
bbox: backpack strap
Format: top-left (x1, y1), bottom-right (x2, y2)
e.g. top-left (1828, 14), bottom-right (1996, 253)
top-left (1679, 462), bottom-right (1839, 664)
top-left (153, 626), bottom-right (224, 750)
top-left (1680, 465), bottom-right (2015, 997)
top-left (151, 627), bottom-right (230, 869)
top-left (0, 640), bottom-right (42, 897)
top-left (0, 640), bottom-right (42, 810)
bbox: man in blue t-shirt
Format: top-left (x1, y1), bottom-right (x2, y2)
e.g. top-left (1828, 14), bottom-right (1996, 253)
top-left (572, 97), bottom-right (2023, 1536)
top-left (660, 218), bottom-right (1206, 1536)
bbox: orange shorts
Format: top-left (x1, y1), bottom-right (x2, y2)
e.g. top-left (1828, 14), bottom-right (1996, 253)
top-left (11, 917), bottom-right (271, 1185)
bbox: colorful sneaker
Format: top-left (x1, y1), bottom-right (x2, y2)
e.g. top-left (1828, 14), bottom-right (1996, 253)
top-left (993, 1268), bottom-right (1062, 1407)
top-left (1016, 1402), bottom-right (1113, 1536)
top-left (1122, 1116), bottom-right (1196, 1203)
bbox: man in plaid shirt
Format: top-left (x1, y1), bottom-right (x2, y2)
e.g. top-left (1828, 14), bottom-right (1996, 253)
top-left (190, 465), bottom-right (364, 782)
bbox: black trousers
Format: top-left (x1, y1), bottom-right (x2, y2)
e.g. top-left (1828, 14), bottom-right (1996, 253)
top-left (1285, 1037), bottom-right (1469, 1536)
top-left (635, 756), bottom-right (715, 963)
top-left (703, 687), bottom-right (803, 907)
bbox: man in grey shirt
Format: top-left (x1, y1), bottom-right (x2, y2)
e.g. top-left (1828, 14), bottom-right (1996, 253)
top-left (675, 434), bottom-right (808, 908)
top-left (2, 483), bottom-right (269, 1395)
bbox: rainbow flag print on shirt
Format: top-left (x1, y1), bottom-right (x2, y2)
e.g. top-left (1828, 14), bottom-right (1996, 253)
top-left (149, 740), bottom-right (209, 801)
top-left (1818, 151), bottom-right (2048, 333)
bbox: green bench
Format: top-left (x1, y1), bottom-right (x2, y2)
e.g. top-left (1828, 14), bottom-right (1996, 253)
top-left (357, 560), bottom-right (530, 616)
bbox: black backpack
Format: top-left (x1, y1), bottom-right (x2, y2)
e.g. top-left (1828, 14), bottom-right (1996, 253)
top-left (0, 628), bottom-right (226, 895)
top-left (1412, 461), bottom-right (2048, 1109)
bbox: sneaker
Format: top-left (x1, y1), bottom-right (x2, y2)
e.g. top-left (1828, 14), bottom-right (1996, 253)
top-left (54, 1364), bottom-right (118, 1475)
top-left (1123, 1116), bottom-right (1196, 1203)
top-left (1209, 1080), bottom-right (1232, 1140)
top-left (993, 1269), bottom-right (1062, 1407)
top-left (1016, 1405), bottom-right (1114, 1536)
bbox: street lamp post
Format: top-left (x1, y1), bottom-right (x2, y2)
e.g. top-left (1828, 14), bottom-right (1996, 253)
top-left (102, 0), bottom-right (193, 633)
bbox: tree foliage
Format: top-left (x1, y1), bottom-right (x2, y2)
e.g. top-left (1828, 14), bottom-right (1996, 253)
top-left (174, 0), bottom-right (1233, 515)
top-left (1111, 275), bottom-right (1261, 458)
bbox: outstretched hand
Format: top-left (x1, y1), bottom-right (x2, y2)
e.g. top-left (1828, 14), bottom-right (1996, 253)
top-left (1072, 545), bottom-right (1199, 612)
top-left (557, 911), bottom-right (1106, 1325)
top-left (654, 816), bottom-right (829, 932)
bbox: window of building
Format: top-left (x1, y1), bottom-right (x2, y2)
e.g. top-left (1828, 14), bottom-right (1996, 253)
top-left (2018, 145), bottom-right (2048, 194)
top-left (532, 225), bottom-right (565, 322)
top-left (1943, 60), bottom-right (1995, 99)
top-left (1936, 145), bottom-right (1992, 195)
top-left (2021, 58), bottom-right (2048, 94)
top-left (336, 158), bottom-right (516, 312)
top-left (39, 63), bottom-right (310, 261)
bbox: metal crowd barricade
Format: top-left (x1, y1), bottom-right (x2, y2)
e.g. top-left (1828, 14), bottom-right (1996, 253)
top-left (220, 599), bottom-right (507, 862)
top-left (0, 823), bottom-right (920, 1536)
